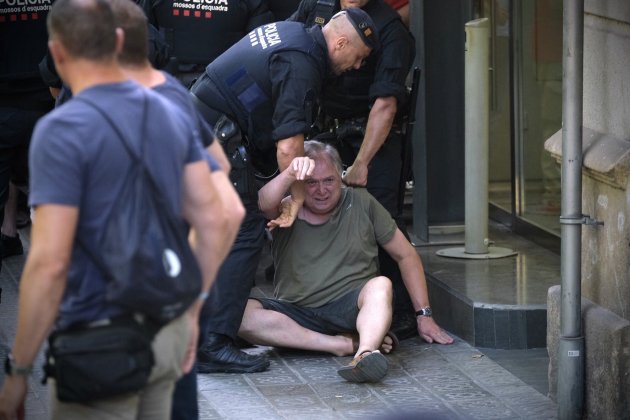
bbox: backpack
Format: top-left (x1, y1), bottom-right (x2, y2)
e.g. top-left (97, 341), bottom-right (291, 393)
top-left (75, 95), bottom-right (202, 327)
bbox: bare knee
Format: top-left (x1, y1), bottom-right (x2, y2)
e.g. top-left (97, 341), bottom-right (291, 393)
top-left (359, 276), bottom-right (393, 307)
top-left (239, 299), bottom-right (263, 335)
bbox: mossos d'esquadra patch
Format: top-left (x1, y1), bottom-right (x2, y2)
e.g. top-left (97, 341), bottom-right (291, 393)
top-left (170, 0), bottom-right (229, 16)
top-left (249, 23), bottom-right (282, 50)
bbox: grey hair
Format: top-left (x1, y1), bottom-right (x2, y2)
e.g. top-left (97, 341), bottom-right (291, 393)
top-left (304, 140), bottom-right (344, 176)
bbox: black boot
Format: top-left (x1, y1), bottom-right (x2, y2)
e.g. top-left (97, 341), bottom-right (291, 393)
top-left (197, 333), bottom-right (269, 374)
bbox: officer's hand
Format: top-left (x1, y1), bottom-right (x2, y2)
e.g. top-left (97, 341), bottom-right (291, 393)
top-left (288, 157), bottom-right (315, 181)
top-left (342, 162), bottom-right (368, 187)
top-left (267, 196), bottom-right (302, 230)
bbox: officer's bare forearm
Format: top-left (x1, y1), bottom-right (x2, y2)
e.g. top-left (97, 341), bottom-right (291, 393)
top-left (354, 96), bottom-right (397, 167)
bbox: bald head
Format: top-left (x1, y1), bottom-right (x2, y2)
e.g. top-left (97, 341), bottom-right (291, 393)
top-left (322, 10), bottom-right (375, 75)
top-left (47, 0), bottom-right (117, 60)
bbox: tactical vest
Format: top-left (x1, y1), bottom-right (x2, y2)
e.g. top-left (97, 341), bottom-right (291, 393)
top-left (1, 0), bottom-right (54, 103)
top-left (152, 0), bottom-right (261, 66)
top-left (205, 21), bottom-right (324, 154)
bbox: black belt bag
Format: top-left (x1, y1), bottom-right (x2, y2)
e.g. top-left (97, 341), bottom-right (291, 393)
top-left (44, 316), bottom-right (155, 402)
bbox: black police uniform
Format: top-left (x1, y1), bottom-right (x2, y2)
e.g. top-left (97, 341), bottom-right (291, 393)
top-left (189, 21), bottom-right (329, 369)
top-left (267, 0), bottom-right (301, 20)
top-left (139, 0), bottom-right (274, 87)
top-left (289, 0), bottom-right (418, 335)
top-left (0, 0), bottom-right (55, 242)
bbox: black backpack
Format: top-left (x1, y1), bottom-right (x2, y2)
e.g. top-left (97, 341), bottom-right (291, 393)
top-left (75, 95), bottom-right (202, 327)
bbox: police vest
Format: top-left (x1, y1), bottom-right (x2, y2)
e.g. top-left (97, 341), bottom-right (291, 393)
top-left (0, 0), bottom-right (54, 103)
top-left (151, 0), bottom-right (264, 66)
top-left (206, 21), bottom-right (323, 154)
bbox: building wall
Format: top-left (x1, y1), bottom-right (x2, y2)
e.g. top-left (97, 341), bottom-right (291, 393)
top-left (546, 1), bottom-right (630, 417)
top-left (581, 0), bottom-right (630, 319)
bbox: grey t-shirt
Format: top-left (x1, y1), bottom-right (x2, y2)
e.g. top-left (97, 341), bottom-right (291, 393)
top-left (271, 187), bottom-right (397, 308)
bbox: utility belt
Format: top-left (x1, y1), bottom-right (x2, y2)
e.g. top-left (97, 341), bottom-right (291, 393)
top-left (213, 114), bottom-right (260, 202)
top-left (320, 115), bottom-right (404, 141)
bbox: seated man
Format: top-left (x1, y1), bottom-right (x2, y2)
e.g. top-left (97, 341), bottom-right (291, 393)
top-left (239, 140), bottom-right (453, 383)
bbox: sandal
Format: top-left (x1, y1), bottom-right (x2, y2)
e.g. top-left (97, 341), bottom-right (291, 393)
top-left (337, 350), bottom-right (388, 383)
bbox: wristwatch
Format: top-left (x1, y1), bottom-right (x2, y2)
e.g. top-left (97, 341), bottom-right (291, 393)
top-left (415, 307), bottom-right (433, 318)
top-left (4, 353), bottom-right (33, 376)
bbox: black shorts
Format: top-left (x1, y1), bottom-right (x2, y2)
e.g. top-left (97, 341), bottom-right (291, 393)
top-left (253, 288), bottom-right (362, 336)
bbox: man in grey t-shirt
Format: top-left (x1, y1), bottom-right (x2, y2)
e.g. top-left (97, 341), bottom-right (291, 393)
top-left (238, 140), bottom-right (453, 383)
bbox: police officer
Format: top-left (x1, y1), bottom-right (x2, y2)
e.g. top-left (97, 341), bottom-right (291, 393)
top-left (189, 8), bottom-right (378, 373)
top-left (138, 0), bottom-right (275, 87)
top-left (267, 0), bottom-right (301, 20)
top-left (0, 0), bottom-right (55, 272)
top-left (289, 0), bottom-right (418, 338)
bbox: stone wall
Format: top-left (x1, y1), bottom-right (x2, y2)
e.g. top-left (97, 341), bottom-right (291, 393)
top-left (544, 1), bottom-right (630, 417)
top-left (547, 286), bottom-right (630, 419)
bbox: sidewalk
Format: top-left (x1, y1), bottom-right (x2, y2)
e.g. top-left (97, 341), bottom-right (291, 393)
top-left (0, 225), bottom-right (558, 419)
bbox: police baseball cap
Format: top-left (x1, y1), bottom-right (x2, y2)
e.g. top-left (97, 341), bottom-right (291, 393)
top-left (344, 7), bottom-right (379, 50)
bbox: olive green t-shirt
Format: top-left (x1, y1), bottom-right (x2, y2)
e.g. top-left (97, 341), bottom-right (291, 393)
top-left (271, 187), bottom-right (397, 308)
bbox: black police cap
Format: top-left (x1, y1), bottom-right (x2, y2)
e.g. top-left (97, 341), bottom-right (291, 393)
top-left (344, 7), bottom-right (379, 50)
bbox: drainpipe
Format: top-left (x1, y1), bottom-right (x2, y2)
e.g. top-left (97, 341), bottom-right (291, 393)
top-left (557, 0), bottom-right (585, 418)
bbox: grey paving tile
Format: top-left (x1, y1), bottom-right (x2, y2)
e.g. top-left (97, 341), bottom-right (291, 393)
top-left (197, 373), bottom-right (255, 391)
top-left (449, 397), bottom-right (518, 419)
top-left (202, 385), bottom-right (269, 409)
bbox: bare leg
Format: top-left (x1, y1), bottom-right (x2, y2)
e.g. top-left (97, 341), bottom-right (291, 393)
top-left (354, 276), bottom-right (393, 358)
top-left (238, 299), bottom-right (354, 356)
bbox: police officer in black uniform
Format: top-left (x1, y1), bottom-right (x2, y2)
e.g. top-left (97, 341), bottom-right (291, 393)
top-left (267, 0), bottom-right (301, 20)
top-left (289, 0), bottom-right (419, 338)
top-left (189, 8), bottom-right (378, 374)
top-left (1, 0), bottom-right (55, 274)
top-left (138, 0), bottom-right (275, 87)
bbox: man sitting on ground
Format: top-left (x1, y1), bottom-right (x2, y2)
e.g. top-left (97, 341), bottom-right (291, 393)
top-left (239, 140), bottom-right (453, 383)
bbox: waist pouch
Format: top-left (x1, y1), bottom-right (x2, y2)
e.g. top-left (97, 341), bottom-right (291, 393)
top-left (44, 316), bottom-right (155, 402)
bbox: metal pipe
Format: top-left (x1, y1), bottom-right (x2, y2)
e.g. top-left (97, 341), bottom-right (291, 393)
top-left (557, 0), bottom-right (585, 418)
top-left (464, 18), bottom-right (490, 254)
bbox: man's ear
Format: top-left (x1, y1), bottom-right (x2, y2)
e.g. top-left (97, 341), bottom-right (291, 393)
top-left (114, 27), bottom-right (125, 56)
top-left (335, 35), bottom-right (348, 51)
top-left (48, 39), bottom-right (64, 68)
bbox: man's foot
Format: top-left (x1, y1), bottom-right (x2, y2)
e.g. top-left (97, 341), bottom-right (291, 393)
top-left (342, 331), bottom-right (399, 355)
top-left (337, 350), bottom-right (388, 383)
top-left (1, 233), bottom-right (23, 259)
top-left (197, 333), bottom-right (270, 374)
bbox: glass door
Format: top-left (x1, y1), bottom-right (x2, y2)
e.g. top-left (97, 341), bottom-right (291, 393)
top-left (484, 0), bottom-right (513, 214)
top-left (482, 0), bottom-right (562, 237)
top-left (514, 0), bottom-right (562, 235)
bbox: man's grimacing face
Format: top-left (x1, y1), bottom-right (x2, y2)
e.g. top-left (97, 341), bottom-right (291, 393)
top-left (303, 157), bottom-right (343, 215)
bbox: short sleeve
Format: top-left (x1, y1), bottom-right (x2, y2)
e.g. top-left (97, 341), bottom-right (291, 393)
top-left (29, 116), bottom-right (84, 207)
top-left (368, 22), bottom-right (415, 105)
top-left (269, 51), bottom-right (322, 141)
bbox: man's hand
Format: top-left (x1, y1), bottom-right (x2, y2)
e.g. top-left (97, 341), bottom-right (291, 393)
top-left (417, 316), bottom-right (454, 345)
top-left (288, 157), bottom-right (315, 181)
top-left (0, 375), bottom-right (28, 420)
top-left (267, 196), bottom-right (301, 230)
top-left (181, 310), bottom-right (200, 374)
top-left (265, 157), bottom-right (315, 230)
top-left (342, 161), bottom-right (368, 186)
